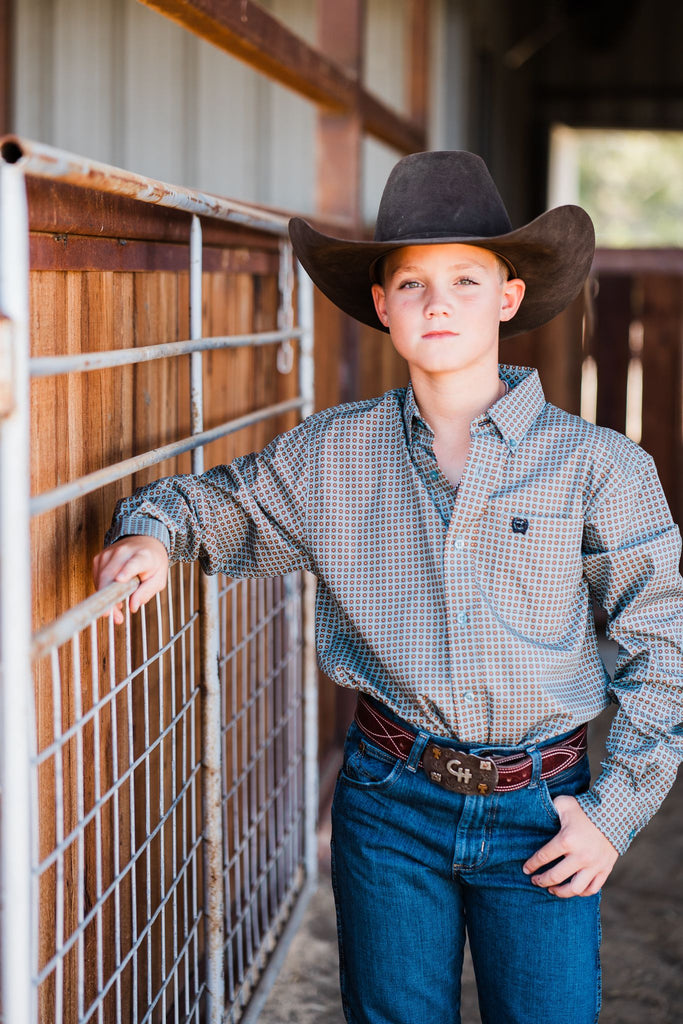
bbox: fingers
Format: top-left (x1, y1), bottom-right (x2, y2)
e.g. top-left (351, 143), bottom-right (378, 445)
top-left (523, 794), bottom-right (619, 899)
top-left (547, 868), bottom-right (606, 899)
top-left (93, 536), bottom-right (169, 624)
top-left (522, 833), bottom-right (562, 877)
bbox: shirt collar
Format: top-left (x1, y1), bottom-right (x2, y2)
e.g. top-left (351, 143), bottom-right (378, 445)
top-left (402, 365), bottom-right (546, 450)
top-left (485, 365), bottom-right (546, 447)
top-left (402, 381), bottom-right (426, 449)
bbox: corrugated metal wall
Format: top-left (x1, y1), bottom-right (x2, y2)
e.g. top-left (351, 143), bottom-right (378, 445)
top-left (13, 0), bottom-right (465, 222)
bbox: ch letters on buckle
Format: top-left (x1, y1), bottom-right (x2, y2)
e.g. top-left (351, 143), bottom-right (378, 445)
top-left (422, 744), bottom-right (499, 796)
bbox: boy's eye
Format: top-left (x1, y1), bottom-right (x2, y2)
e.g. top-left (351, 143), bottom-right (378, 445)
top-left (456, 277), bottom-right (478, 286)
top-left (398, 279), bottom-right (422, 289)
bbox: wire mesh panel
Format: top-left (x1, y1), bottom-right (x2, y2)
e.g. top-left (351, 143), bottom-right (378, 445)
top-left (31, 564), bottom-right (206, 1023)
top-left (219, 574), bottom-right (306, 1018)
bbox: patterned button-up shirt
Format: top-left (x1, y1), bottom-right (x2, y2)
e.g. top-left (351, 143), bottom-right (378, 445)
top-left (107, 364), bottom-right (683, 854)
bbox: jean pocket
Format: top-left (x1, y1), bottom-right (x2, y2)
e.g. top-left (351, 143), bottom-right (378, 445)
top-left (341, 731), bottom-right (405, 791)
top-left (538, 755), bottom-right (591, 822)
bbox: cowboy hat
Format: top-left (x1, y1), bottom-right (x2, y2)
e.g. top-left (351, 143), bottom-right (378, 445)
top-left (288, 150), bottom-right (595, 339)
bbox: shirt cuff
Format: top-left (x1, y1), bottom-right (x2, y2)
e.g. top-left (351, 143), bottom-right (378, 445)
top-left (105, 515), bottom-right (172, 556)
top-left (575, 772), bottom-right (650, 855)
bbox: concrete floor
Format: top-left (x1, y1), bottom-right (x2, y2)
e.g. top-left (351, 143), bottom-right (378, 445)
top-left (260, 642), bottom-right (683, 1023)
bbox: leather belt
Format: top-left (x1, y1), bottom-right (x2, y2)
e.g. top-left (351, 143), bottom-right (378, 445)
top-left (354, 694), bottom-right (588, 797)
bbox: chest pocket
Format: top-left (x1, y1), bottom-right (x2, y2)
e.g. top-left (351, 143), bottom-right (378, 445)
top-left (474, 504), bottom-right (584, 641)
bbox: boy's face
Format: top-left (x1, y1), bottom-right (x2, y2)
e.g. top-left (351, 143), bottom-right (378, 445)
top-left (371, 243), bottom-right (525, 381)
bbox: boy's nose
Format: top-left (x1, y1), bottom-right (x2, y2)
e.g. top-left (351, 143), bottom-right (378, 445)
top-left (424, 289), bottom-right (452, 317)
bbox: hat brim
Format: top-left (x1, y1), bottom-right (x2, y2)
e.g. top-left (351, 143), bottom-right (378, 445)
top-left (289, 205), bottom-right (594, 340)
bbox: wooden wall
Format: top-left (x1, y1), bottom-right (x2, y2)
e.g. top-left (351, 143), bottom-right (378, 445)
top-left (589, 251), bottom-right (683, 533)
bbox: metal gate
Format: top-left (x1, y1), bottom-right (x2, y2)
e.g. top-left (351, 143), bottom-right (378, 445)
top-left (0, 139), bottom-right (318, 1023)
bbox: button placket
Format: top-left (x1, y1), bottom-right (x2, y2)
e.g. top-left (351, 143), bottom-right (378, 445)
top-left (444, 431), bottom-right (508, 738)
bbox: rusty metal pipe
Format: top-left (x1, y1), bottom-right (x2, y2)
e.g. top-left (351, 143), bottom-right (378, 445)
top-left (0, 135), bottom-right (290, 236)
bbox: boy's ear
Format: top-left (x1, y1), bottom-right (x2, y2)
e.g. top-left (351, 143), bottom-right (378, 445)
top-left (499, 278), bottom-right (526, 323)
top-left (371, 283), bottom-right (390, 328)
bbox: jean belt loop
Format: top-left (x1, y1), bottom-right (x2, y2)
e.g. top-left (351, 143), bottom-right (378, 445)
top-left (406, 731), bottom-right (430, 773)
top-left (527, 746), bottom-right (542, 789)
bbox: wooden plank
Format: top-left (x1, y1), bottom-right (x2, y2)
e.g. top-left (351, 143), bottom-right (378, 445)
top-left (527, 294), bottom-right (585, 414)
top-left (25, 177), bottom-right (282, 251)
top-left (141, 0), bottom-right (355, 111)
top-left (140, 0), bottom-right (425, 154)
top-left (315, 0), bottom-right (364, 410)
top-left (406, 0), bottom-right (429, 127)
top-left (593, 248), bottom-right (683, 275)
top-left (30, 232), bottom-right (278, 275)
top-left (639, 274), bottom-right (682, 523)
top-left (593, 274), bottom-right (632, 434)
top-left (358, 88), bottom-right (425, 155)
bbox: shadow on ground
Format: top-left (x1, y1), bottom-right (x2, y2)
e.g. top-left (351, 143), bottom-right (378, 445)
top-left (260, 642), bottom-right (683, 1023)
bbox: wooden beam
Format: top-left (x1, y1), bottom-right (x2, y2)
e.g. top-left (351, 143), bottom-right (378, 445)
top-left (139, 0), bottom-right (425, 154)
top-left (360, 91), bottom-right (424, 154)
top-left (406, 0), bottom-right (429, 128)
top-left (315, 0), bottom-right (363, 225)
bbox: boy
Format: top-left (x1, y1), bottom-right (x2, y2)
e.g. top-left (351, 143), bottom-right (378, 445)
top-left (94, 151), bottom-right (683, 1023)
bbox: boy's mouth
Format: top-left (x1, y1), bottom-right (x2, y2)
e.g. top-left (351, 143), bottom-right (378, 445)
top-left (422, 329), bottom-right (458, 339)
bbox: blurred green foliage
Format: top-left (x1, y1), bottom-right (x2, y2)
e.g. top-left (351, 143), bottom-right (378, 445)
top-left (577, 130), bottom-right (683, 247)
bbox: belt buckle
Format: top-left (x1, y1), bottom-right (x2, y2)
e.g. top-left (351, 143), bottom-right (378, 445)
top-left (423, 744), bottom-right (499, 796)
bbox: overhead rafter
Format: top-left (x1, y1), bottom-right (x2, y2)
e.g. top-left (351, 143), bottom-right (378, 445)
top-left (139, 0), bottom-right (426, 155)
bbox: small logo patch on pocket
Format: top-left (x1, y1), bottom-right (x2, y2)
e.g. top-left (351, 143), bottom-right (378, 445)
top-left (511, 516), bottom-right (529, 535)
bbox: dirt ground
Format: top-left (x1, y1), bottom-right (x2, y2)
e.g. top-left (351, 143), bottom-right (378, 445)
top-left (260, 642), bottom-right (683, 1023)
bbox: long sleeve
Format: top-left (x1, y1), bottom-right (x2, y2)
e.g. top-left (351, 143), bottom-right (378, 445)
top-left (105, 419), bottom-right (313, 578)
top-left (577, 445), bottom-right (683, 853)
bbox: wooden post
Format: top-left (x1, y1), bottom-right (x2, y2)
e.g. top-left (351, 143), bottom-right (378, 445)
top-left (315, 0), bottom-right (366, 739)
top-left (315, 0), bottom-right (364, 226)
top-left (593, 275), bottom-right (632, 435)
top-left (407, 0), bottom-right (429, 129)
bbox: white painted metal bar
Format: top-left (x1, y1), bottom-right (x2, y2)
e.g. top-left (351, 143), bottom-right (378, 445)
top-left (0, 136), bottom-right (290, 236)
top-left (298, 266), bottom-right (319, 884)
top-left (30, 395), bottom-right (304, 518)
top-left (0, 159), bottom-right (35, 1024)
top-left (31, 577), bottom-right (139, 661)
top-left (30, 328), bottom-right (304, 378)
top-left (189, 214), bottom-right (226, 1024)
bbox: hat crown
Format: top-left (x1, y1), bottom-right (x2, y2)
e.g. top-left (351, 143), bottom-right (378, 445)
top-left (373, 150), bottom-right (512, 243)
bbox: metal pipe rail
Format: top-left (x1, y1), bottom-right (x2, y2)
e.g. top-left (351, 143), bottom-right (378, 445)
top-left (31, 577), bottom-right (140, 662)
top-left (0, 139), bottom-right (317, 1024)
top-left (30, 395), bottom-right (305, 518)
top-left (30, 329), bottom-right (305, 379)
top-left (0, 136), bottom-right (291, 236)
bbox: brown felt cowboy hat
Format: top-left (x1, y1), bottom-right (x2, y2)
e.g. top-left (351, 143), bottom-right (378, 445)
top-left (288, 150), bottom-right (595, 339)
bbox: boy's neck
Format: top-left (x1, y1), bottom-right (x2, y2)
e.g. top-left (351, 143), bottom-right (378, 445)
top-left (409, 364), bottom-right (505, 438)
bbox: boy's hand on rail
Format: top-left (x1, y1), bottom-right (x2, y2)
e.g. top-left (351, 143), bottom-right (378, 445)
top-left (93, 536), bottom-right (169, 625)
top-left (523, 795), bottom-right (619, 897)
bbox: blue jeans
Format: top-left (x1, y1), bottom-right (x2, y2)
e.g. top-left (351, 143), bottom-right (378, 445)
top-left (331, 705), bottom-right (601, 1024)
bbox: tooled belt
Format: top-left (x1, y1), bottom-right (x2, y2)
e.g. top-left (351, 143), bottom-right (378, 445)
top-left (354, 694), bottom-right (588, 797)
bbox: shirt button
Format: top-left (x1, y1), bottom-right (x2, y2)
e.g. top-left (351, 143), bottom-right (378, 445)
top-left (430, 469), bottom-right (440, 480)
top-left (464, 690), bottom-right (475, 702)
top-left (453, 536), bottom-right (465, 551)
top-left (456, 611), bottom-right (468, 626)
top-left (508, 438), bottom-right (518, 450)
